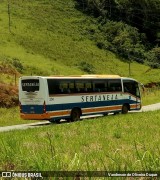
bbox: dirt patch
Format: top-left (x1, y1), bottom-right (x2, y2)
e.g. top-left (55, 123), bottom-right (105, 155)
top-left (144, 82), bottom-right (160, 88)
top-left (0, 83), bottom-right (18, 108)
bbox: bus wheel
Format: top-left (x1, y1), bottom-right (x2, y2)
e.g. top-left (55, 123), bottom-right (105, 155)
top-left (122, 104), bottom-right (128, 114)
top-left (66, 118), bottom-right (71, 123)
top-left (71, 108), bottom-right (81, 122)
top-left (55, 119), bottom-right (61, 124)
top-left (114, 112), bottom-right (119, 115)
top-left (103, 113), bottom-right (108, 116)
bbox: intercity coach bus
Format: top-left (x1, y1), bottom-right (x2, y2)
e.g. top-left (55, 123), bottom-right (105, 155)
top-left (19, 75), bottom-right (141, 123)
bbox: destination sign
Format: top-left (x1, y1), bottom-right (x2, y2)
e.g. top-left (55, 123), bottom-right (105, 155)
top-left (22, 82), bottom-right (39, 87)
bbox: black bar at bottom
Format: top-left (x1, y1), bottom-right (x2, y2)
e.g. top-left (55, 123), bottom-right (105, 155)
top-left (0, 171), bottom-right (159, 178)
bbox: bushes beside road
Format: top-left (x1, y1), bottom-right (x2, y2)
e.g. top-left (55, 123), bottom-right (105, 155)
top-left (0, 83), bottom-right (18, 108)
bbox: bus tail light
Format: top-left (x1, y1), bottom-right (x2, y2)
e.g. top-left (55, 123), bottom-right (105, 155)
top-left (19, 101), bottom-right (22, 113)
top-left (43, 101), bottom-right (46, 113)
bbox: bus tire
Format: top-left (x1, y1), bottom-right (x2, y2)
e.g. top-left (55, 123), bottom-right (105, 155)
top-left (66, 118), bottom-right (71, 123)
top-left (114, 112), bottom-right (119, 115)
top-left (55, 119), bottom-right (61, 124)
top-left (122, 104), bottom-right (129, 114)
top-left (71, 108), bottom-right (81, 122)
top-left (103, 112), bottom-right (108, 116)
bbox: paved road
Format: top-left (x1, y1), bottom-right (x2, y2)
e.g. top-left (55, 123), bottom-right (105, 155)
top-left (0, 103), bottom-right (160, 133)
top-left (141, 102), bottom-right (160, 112)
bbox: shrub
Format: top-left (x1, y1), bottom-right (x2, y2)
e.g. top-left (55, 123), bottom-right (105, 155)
top-left (12, 58), bottom-right (24, 73)
top-left (78, 61), bottom-right (95, 74)
top-left (0, 83), bottom-right (18, 108)
top-left (145, 47), bottom-right (160, 68)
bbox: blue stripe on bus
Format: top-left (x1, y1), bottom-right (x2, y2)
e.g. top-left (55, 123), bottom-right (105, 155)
top-left (22, 99), bottom-right (137, 114)
top-left (47, 99), bottom-right (136, 111)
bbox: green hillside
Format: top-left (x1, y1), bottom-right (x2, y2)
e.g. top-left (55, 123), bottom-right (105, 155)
top-left (0, 0), bottom-right (160, 84)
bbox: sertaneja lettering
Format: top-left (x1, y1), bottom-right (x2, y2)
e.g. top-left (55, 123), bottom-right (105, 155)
top-left (98, 96), bottom-right (101, 101)
top-left (81, 94), bottom-right (118, 102)
top-left (81, 96), bottom-right (84, 102)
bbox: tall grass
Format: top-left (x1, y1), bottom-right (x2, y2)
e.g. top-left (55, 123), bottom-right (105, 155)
top-left (142, 88), bottom-right (160, 105)
top-left (0, 108), bottom-right (38, 127)
top-left (0, 111), bottom-right (160, 173)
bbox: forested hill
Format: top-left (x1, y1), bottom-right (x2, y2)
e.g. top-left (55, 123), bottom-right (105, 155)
top-left (76, 0), bottom-right (160, 67)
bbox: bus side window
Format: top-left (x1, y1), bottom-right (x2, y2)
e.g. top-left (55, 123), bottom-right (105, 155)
top-left (93, 80), bottom-right (106, 92)
top-left (84, 81), bottom-right (92, 92)
top-left (47, 79), bottom-right (60, 95)
top-left (108, 79), bottom-right (122, 92)
top-left (69, 81), bottom-right (75, 93)
top-left (75, 81), bottom-right (92, 93)
top-left (75, 81), bottom-right (84, 93)
top-left (59, 81), bottom-right (68, 94)
top-left (59, 80), bottom-right (75, 94)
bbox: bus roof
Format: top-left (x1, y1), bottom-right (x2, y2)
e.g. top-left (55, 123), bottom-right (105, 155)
top-left (20, 75), bottom-right (138, 82)
top-left (49, 74), bottom-right (121, 79)
top-left (20, 75), bottom-right (120, 79)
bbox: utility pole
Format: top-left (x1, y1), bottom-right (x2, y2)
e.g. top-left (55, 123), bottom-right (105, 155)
top-left (7, 0), bottom-right (11, 33)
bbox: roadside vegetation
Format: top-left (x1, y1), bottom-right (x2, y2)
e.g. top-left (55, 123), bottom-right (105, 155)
top-left (0, 108), bottom-right (38, 127)
top-left (0, 111), bottom-right (160, 172)
top-left (142, 89), bottom-right (160, 106)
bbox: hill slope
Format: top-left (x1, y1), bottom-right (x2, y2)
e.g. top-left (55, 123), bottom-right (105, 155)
top-left (0, 0), bottom-right (160, 84)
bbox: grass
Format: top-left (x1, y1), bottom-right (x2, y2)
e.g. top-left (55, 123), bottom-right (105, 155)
top-left (0, 108), bottom-right (38, 127)
top-left (0, 111), bottom-right (160, 174)
top-left (142, 89), bottom-right (160, 106)
top-left (0, 0), bottom-right (160, 84)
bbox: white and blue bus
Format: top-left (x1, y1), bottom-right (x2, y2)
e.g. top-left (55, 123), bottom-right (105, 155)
top-left (19, 75), bottom-right (141, 123)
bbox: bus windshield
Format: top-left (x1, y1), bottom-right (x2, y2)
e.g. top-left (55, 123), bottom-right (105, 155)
top-left (123, 80), bottom-right (140, 98)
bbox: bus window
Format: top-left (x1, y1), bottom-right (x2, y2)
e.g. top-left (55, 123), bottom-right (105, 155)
top-left (84, 81), bottom-right (92, 92)
top-left (108, 79), bottom-right (122, 92)
top-left (75, 81), bottom-right (84, 93)
top-left (47, 79), bottom-right (60, 95)
top-left (93, 80), bottom-right (106, 92)
top-left (22, 79), bottom-right (39, 92)
top-left (123, 80), bottom-right (140, 97)
top-left (59, 81), bottom-right (74, 94)
top-left (75, 81), bottom-right (92, 93)
top-left (60, 82), bottom-right (68, 93)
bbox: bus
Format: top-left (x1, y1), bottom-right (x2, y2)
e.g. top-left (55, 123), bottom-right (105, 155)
top-left (19, 75), bottom-right (141, 123)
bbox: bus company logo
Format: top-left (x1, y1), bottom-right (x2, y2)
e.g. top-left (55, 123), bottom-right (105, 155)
top-left (2, 172), bottom-right (11, 177)
top-left (81, 94), bottom-right (118, 102)
top-left (22, 83), bottom-right (39, 87)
